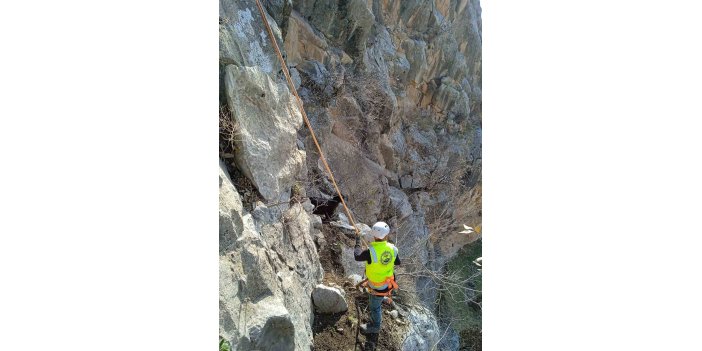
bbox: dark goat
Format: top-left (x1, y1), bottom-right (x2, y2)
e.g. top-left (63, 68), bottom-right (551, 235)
top-left (309, 194), bottom-right (342, 222)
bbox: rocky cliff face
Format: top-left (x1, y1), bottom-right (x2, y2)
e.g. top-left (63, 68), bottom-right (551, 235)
top-left (219, 162), bottom-right (324, 350)
top-left (220, 0), bottom-right (481, 349)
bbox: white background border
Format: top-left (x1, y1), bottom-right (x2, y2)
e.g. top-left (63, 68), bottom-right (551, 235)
top-left (1, 0), bottom-right (701, 349)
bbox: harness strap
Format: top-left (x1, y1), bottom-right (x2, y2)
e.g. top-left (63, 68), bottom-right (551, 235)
top-left (357, 277), bottom-right (399, 301)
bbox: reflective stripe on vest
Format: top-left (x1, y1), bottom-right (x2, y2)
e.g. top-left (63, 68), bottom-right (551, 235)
top-left (369, 246), bottom-right (379, 263)
top-left (365, 241), bottom-right (396, 287)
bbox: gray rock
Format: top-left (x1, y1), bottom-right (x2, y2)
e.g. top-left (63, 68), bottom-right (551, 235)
top-left (401, 305), bottom-right (440, 351)
top-left (389, 310), bottom-right (399, 319)
top-left (388, 186), bottom-right (413, 219)
top-left (331, 212), bottom-right (354, 229)
top-left (400, 174), bottom-right (414, 189)
top-left (293, 0), bottom-right (374, 58)
top-left (313, 230), bottom-right (326, 250)
top-left (399, 0), bottom-right (435, 34)
top-left (437, 326), bottom-right (460, 351)
top-left (341, 248), bottom-right (365, 277)
top-left (329, 217), bottom-right (349, 231)
top-left (220, 163), bottom-right (322, 351)
top-left (301, 198), bottom-right (315, 213)
top-left (312, 284), bottom-right (348, 313)
top-left (243, 297), bottom-right (295, 350)
top-left (308, 213), bottom-right (323, 228)
top-left (219, 162), bottom-right (259, 254)
top-left (401, 39), bottom-right (428, 84)
top-left (329, 212), bottom-right (371, 238)
top-left (331, 215), bottom-right (374, 242)
top-left (432, 79), bottom-right (470, 118)
top-left (290, 67), bottom-right (302, 90)
top-left (297, 60), bottom-right (329, 89)
top-left (219, 0), bottom-right (284, 73)
top-left (224, 65), bottom-right (305, 203)
top-left (347, 274), bottom-right (363, 286)
top-left (408, 191), bottom-right (435, 215)
top-left (252, 201), bottom-right (283, 228)
top-left (284, 12), bottom-right (329, 66)
top-left (260, 0), bottom-right (292, 28)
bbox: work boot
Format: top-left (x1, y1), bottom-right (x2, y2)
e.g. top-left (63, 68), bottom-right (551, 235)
top-left (363, 332), bottom-right (379, 351)
top-left (359, 323), bottom-right (370, 335)
top-left (359, 323), bottom-right (380, 335)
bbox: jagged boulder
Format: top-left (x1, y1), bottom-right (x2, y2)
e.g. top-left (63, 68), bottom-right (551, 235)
top-left (401, 39), bottom-right (428, 84)
top-left (312, 284), bottom-right (348, 313)
top-left (401, 305), bottom-right (441, 351)
top-left (224, 65), bottom-right (305, 204)
top-left (238, 297), bottom-right (295, 351)
top-left (219, 163), bottom-right (258, 255)
top-left (284, 11), bottom-right (329, 66)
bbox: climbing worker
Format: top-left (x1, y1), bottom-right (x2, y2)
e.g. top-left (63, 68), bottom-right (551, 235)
top-left (354, 221), bottom-right (401, 341)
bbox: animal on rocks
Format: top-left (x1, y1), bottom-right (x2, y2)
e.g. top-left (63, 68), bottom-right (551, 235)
top-left (309, 194), bottom-right (342, 222)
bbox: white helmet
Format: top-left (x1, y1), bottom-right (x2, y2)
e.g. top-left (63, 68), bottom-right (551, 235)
top-left (371, 221), bottom-right (390, 239)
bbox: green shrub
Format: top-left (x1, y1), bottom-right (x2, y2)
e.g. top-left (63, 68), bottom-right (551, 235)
top-left (219, 338), bottom-right (231, 351)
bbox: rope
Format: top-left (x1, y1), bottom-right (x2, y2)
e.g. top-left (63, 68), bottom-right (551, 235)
top-left (354, 300), bottom-right (361, 351)
top-left (254, 0), bottom-right (363, 240)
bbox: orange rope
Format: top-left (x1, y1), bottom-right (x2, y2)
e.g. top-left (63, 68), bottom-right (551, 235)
top-left (254, 0), bottom-right (363, 240)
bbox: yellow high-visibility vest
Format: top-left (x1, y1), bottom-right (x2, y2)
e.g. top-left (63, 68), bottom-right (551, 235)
top-left (365, 241), bottom-right (397, 288)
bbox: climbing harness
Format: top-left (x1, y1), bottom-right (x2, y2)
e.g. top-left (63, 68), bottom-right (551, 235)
top-left (356, 277), bottom-right (399, 304)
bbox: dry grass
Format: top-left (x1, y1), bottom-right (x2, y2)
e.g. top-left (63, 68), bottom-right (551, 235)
top-left (219, 104), bottom-right (241, 159)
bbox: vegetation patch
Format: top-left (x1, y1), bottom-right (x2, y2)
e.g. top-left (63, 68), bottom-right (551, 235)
top-left (440, 238), bottom-right (482, 348)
